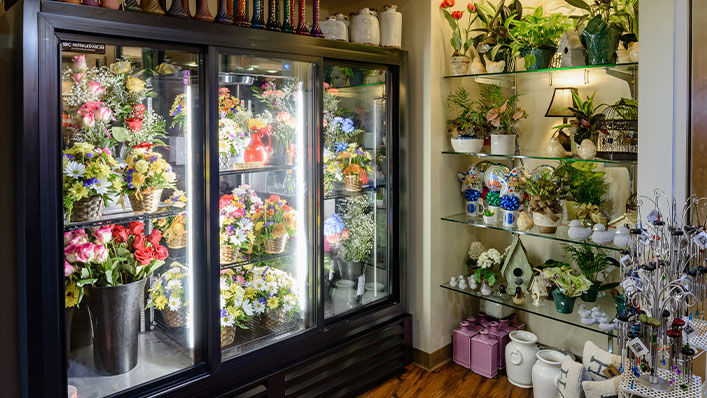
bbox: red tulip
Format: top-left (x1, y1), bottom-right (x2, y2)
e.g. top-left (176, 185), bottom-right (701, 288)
top-left (451, 10), bottom-right (464, 19)
top-left (440, 0), bottom-right (454, 8)
top-left (467, 3), bottom-right (475, 11)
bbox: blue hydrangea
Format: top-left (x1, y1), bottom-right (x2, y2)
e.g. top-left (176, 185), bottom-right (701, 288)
top-left (324, 213), bottom-right (346, 237)
top-left (341, 118), bottom-right (355, 134)
top-left (334, 142), bottom-right (349, 153)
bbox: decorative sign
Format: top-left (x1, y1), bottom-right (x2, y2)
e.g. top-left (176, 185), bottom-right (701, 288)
top-left (692, 231), bottom-right (707, 250)
top-left (620, 255), bottom-right (632, 267)
top-left (627, 337), bottom-right (649, 357)
top-left (683, 321), bottom-right (698, 340)
top-left (61, 41), bottom-right (106, 54)
top-left (646, 209), bottom-right (661, 223)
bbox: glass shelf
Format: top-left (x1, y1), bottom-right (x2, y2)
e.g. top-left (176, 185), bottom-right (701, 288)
top-left (440, 282), bottom-right (617, 337)
top-left (333, 82), bottom-right (385, 90)
top-left (442, 150), bottom-right (637, 166)
top-left (219, 164), bottom-right (296, 177)
top-left (64, 206), bottom-right (185, 231)
top-left (441, 213), bottom-right (625, 252)
top-left (443, 62), bottom-right (637, 80)
top-left (324, 187), bottom-right (379, 200)
top-left (219, 250), bottom-right (296, 270)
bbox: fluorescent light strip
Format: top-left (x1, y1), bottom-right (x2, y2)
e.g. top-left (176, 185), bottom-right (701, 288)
top-left (185, 82), bottom-right (195, 350)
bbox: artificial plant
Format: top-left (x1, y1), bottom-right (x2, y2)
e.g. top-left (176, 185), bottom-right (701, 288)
top-left (539, 265), bottom-right (592, 297)
top-left (470, 0), bottom-right (523, 68)
top-left (554, 90), bottom-right (607, 145)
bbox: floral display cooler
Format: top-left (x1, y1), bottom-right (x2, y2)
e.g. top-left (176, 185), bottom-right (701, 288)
top-left (3, 2), bottom-right (408, 397)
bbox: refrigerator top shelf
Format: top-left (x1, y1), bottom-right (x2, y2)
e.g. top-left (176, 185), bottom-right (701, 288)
top-left (219, 164), bottom-right (297, 176)
top-left (65, 206), bottom-right (185, 231)
top-left (219, 250), bottom-right (297, 270)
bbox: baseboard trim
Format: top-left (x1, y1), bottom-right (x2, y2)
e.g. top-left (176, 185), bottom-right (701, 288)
top-left (412, 344), bottom-right (452, 371)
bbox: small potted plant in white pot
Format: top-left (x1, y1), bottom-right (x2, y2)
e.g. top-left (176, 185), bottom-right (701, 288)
top-left (482, 209), bottom-right (497, 225)
top-left (483, 85), bottom-right (527, 155)
top-left (524, 167), bottom-right (564, 234)
top-left (447, 87), bottom-right (488, 152)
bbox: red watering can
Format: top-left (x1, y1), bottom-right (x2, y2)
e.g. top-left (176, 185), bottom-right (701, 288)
top-left (244, 128), bottom-right (273, 164)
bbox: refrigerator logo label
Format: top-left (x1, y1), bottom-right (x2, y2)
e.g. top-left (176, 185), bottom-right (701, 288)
top-left (62, 42), bottom-right (106, 54)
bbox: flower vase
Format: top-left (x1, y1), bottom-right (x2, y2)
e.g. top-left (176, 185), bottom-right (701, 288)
top-left (449, 55), bottom-right (470, 75)
top-left (266, 0), bottom-right (279, 30)
top-left (331, 279), bottom-right (357, 314)
top-left (140, 0), bottom-right (165, 14)
top-left (480, 281), bottom-right (492, 296)
top-left (85, 278), bottom-right (147, 375)
top-left (337, 258), bottom-right (361, 281)
top-left (70, 195), bottom-right (104, 222)
top-left (214, 0), bottom-right (233, 23)
top-left (193, 0), bottom-right (214, 21)
top-left (490, 134), bottom-right (515, 155)
top-left (296, 0), bottom-right (308, 35)
top-left (166, 0), bottom-right (190, 17)
top-left (234, 0), bottom-right (249, 26)
top-left (309, 0), bottom-right (323, 37)
top-left (551, 289), bottom-right (576, 314)
top-left (505, 330), bottom-right (539, 388)
top-left (532, 350), bottom-right (567, 398)
top-left (281, 0), bottom-right (294, 32)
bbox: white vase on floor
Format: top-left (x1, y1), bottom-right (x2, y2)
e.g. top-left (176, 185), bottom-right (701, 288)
top-left (532, 349), bottom-right (567, 398)
top-left (505, 330), bottom-right (539, 388)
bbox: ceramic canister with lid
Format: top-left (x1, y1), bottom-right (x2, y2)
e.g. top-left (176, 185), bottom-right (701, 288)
top-left (470, 329), bottom-right (499, 378)
top-left (487, 321), bottom-right (510, 370)
top-left (505, 330), bottom-right (539, 388)
top-left (379, 4), bottom-right (402, 48)
top-left (531, 349), bottom-right (567, 398)
top-left (452, 321), bottom-right (477, 369)
top-left (320, 16), bottom-right (348, 41)
top-left (350, 8), bottom-right (380, 45)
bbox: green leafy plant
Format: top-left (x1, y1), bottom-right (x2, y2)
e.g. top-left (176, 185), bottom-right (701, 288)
top-left (564, 243), bottom-right (612, 283)
top-left (447, 87), bottom-right (491, 139)
top-left (508, 7), bottom-right (573, 68)
top-left (539, 265), bottom-right (592, 297)
top-left (611, 0), bottom-right (638, 41)
top-left (482, 85), bottom-right (527, 134)
top-left (605, 98), bottom-right (638, 120)
top-left (554, 161), bottom-right (608, 206)
top-left (483, 209), bottom-right (495, 217)
top-left (554, 90), bottom-right (607, 144)
top-left (564, 0), bottom-right (616, 28)
top-left (440, 1), bottom-right (478, 57)
top-left (470, 0), bottom-right (523, 68)
top-left (524, 168), bottom-right (564, 214)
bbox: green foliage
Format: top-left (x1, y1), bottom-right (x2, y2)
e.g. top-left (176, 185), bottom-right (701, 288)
top-left (441, 7), bottom-right (478, 56)
top-left (553, 161), bottom-right (608, 206)
top-left (509, 7), bottom-right (573, 68)
top-left (524, 168), bottom-right (564, 213)
top-left (611, 0), bottom-right (639, 40)
top-left (540, 265), bottom-right (592, 297)
top-left (554, 90), bottom-right (607, 144)
top-left (564, 0), bottom-right (618, 28)
top-left (471, 0), bottom-right (523, 66)
top-left (605, 98), bottom-right (638, 120)
top-left (447, 87), bottom-right (491, 138)
top-left (564, 243), bottom-right (612, 282)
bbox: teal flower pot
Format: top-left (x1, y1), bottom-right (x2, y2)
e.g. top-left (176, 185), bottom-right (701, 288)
top-left (552, 289), bottom-right (577, 314)
top-left (520, 46), bottom-right (557, 71)
top-left (581, 282), bottom-right (600, 302)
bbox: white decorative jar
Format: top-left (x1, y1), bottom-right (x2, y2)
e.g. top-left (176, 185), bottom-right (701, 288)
top-left (331, 280), bottom-right (357, 314)
top-left (350, 8), bottom-right (380, 46)
top-left (361, 282), bottom-right (385, 305)
top-left (379, 4), bottom-right (402, 48)
top-left (320, 16), bottom-right (348, 41)
top-left (490, 134), bottom-right (515, 155)
top-left (505, 330), bottom-right (539, 388)
top-left (532, 349), bottom-right (567, 398)
top-left (335, 13), bottom-right (350, 27)
top-left (532, 212), bottom-right (562, 234)
top-left (450, 136), bottom-right (483, 153)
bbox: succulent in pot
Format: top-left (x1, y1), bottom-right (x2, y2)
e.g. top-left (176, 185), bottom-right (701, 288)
top-left (508, 6), bottom-right (573, 70)
top-left (447, 87), bottom-right (489, 152)
top-left (524, 167), bottom-right (563, 234)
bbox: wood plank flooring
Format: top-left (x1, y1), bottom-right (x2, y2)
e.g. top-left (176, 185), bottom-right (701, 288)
top-left (359, 362), bottom-right (534, 398)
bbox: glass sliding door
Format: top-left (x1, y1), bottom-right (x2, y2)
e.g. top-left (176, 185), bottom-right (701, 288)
top-left (216, 53), bottom-right (314, 359)
top-left (61, 41), bottom-right (202, 396)
top-left (322, 63), bottom-right (391, 319)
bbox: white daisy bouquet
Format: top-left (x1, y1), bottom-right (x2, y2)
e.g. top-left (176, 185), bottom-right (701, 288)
top-left (218, 88), bottom-right (252, 159)
top-left (251, 265), bottom-right (300, 317)
top-left (146, 262), bottom-right (189, 312)
top-left (62, 142), bottom-right (123, 216)
top-left (218, 185), bottom-right (262, 254)
top-left (219, 268), bottom-right (256, 330)
top-left (473, 248), bottom-right (502, 286)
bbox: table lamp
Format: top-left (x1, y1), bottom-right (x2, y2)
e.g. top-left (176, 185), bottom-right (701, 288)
top-left (545, 87), bottom-right (577, 151)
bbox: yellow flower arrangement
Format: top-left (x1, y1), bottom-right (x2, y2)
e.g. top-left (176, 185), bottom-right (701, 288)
top-left (126, 76), bottom-right (147, 93)
top-left (109, 60), bottom-right (132, 75)
top-left (123, 148), bottom-right (177, 194)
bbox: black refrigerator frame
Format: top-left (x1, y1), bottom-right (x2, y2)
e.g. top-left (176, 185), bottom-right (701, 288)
top-left (4, 1), bottom-right (410, 397)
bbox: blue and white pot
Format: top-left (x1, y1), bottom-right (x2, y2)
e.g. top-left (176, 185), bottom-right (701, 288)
top-left (451, 136), bottom-right (484, 153)
top-left (465, 200), bottom-right (483, 217)
top-left (503, 209), bottom-right (519, 228)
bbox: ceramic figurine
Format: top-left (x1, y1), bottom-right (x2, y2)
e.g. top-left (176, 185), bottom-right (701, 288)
top-left (591, 224), bottom-right (615, 245)
top-left (470, 56), bottom-right (486, 74)
top-left (468, 276), bottom-right (478, 290)
top-left (453, 321), bottom-right (477, 369)
top-left (379, 4), bottom-right (402, 48)
top-left (484, 55), bottom-right (506, 73)
top-left (547, 138), bottom-right (566, 158)
top-left (613, 226), bottom-right (630, 247)
top-left (450, 276), bottom-right (458, 287)
top-left (512, 287), bottom-right (525, 305)
top-left (505, 330), bottom-right (539, 388)
top-left (567, 220), bottom-right (592, 240)
top-left (628, 42), bottom-right (639, 62)
top-left (480, 280), bottom-right (492, 296)
top-left (350, 8), bottom-right (380, 45)
top-left (458, 278), bottom-right (468, 290)
top-left (616, 43), bottom-right (631, 64)
top-left (320, 16), bottom-right (348, 41)
top-left (517, 211), bottom-right (533, 232)
top-left (577, 139), bottom-right (597, 160)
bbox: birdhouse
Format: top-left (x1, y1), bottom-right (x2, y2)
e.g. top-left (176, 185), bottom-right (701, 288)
top-left (559, 31), bottom-right (586, 68)
top-left (529, 276), bottom-right (548, 307)
top-left (500, 237), bottom-right (533, 293)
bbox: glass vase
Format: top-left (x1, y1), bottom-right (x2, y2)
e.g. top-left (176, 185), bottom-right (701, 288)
top-left (309, 0), bottom-right (323, 37)
top-left (296, 0), bottom-right (308, 35)
top-left (235, 0), bottom-right (249, 26)
top-left (281, 0), bottom-right (294, 33)
top-left (251, 0), bottom-right (265, 28)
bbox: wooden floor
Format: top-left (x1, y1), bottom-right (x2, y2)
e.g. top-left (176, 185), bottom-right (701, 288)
top-left (359, 362), bottom-right (534, 398)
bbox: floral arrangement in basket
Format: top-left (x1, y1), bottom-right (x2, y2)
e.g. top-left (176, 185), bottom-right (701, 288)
top-left (333, 143), bottom-right (374, 192)
top-left (123, 146), bottom-right (177, 213)
top-left (253, 265), bottom-right (300, 319)
top-left (219, 269), bottom-right (255, 346)
top-left (63, 143), bottom-right (123, 222)
top-left (251, 195), bottom-right (297, 255)
top-left (146, 262), bottom-right (189, 327)
top-left (155, 191), bottom-right (188, 249)
top-left (63, 221), bottom-right (168, 308)
top-left (218, 88), bottom-right (253, 162)
top-left (252, 80), bottom-right (298, 155)
top-left (218, 185), bottom-right (263, 264)
top-left (323, 149), bottom-right (343, 193)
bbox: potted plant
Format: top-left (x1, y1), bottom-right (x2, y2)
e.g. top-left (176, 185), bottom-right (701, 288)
top-left (123, 146), bottom-right (177, 213)
top-left (447, 87), bottom-right (490, 152)
top-left (540, 265), bottom-right (592, 314)
top-left (337, 196), bottom-right (374, 280)
top-left (564, 0), bottom-right (622, 65)
top-left (554, 90), bottom-right (607, 153)
top-left (333, 143), bottom-right (374, 192)
top-left (612, 0), bottom-right (638, 48)
top-left (470, 0), bottom-right (523, 72)
top-left (63, 143), bottom-right (123, 222)
top-left (524, 168), bottom-right (564, 234)
top-left (473, 247), bottom-right (502, 295)
top-left (64, 222), bottom-right (167, 374)
top-left (252, 195), bottom-right (297, 254)
top-left (483, 85), bottom-right (527, 155)
top-left (219, 185), bottom-right (261, 264)
top-left (564, 243), bottom-right (615, 302)
top-left (554, 161), bottom-right (608, 226)
top-left (508, 6), bottom-right (573, 70)
top-left (147, 262), bottom-right (189, 327)
top-left (440, 1), bottom-right (479, 75)
top-left (482, 209), bottom-right (497, 225)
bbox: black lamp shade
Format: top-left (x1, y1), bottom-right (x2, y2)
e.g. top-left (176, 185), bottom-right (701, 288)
top-left (545, 87), bottom-right (578, 117)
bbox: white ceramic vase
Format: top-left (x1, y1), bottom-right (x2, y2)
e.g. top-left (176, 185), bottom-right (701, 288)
top-left (532, 349), bottom-right (567, 398)
top-left (450, 136), bottom-right (483, 153)
top-left (379, 4), bottom-right (402, 48)
top-left (350, 8), bottom-right (380, 45)
top-left (361, 282), bottom-right (385, 305)
top-left (320, 16), bottom-right (348, 41)
top-left (449, 55), bottom-right (470, 75)
top-left (331, 280), bottom-right (357, 314)
top-left (532, 212), bottom-right (562, 234)
top-left (480, 280), bottom-right (492, 296)
top-left (483, 215), bottom-right (497, 225)
top-left (490, 134), bottom-right (515, 155)
top-left (335, 13), bottom-right (350, 27)
top-left (505, 330), bottom-right (539, 388)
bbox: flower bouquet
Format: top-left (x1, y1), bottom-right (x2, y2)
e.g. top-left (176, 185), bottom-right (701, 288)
top-left (219, 269), bottom-right (256, 346)
top-left (123, 147), bottom-right (177, 212)
top-left (218, 185), bottom-right (262, 264)
top-left (252, 195), bottom-right (297, 254)
top-left (252, 265), bottom-right (300, 327)
top-left (334, 143), bottom-right (374, 192)
top-left (63, 143), bottom-right (123, 222)
top-left (252, 80), bottom-right (298, 156)
top-left (169, 94), bottom-right (187, 130)
top-left (147, 262), bottom-right (189, 327)
top-left (338, 196), bottom-right (374, 278)
top-left (324, 213), bottom-right (349, 252)
top-left (218, 88), bottom-right (253, 168)
top-left (473, 248), bottom-right (501, 295)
